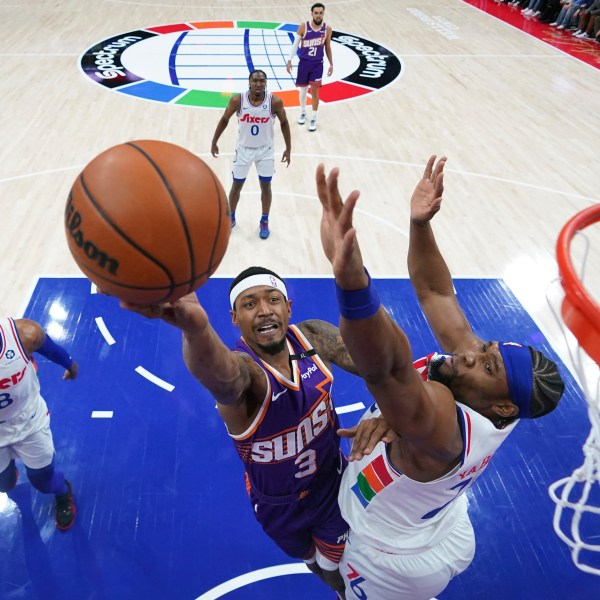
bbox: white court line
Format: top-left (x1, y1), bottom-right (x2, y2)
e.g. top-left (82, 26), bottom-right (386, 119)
top-left (2, 154), bottom-right (597, 204)
top-left (0, 165), bottom-right (82, 184)
top-left (135, 366), bottom-right (175, 391)
top-left (95, 317), bottom-right (116, 345)
top-left (91, 411), bottom-right (114, 418)
top-left (336, 402), bottom-right (366, 415)
top-left (195, 563), bottom-right (310, 600)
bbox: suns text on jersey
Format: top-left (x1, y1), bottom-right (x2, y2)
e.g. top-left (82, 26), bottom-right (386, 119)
top-left (251, 396), bottom-right (333, 463)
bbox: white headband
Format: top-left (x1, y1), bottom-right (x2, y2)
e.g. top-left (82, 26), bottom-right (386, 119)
top-left (230, 274), bottom-right (288, 309)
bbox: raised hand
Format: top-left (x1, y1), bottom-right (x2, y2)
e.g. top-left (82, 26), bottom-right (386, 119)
top-left (315, 164), bottom-right (367, 289)
top-left (410, 155), bottom-right (447, 226)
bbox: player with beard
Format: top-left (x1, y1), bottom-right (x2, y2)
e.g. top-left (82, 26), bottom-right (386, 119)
top-left (118, 267), bottom-right (358, 598)
top-left (286, 3), bottom-right (333, 132)
top-left (316, 155), bottom-right (566, 600)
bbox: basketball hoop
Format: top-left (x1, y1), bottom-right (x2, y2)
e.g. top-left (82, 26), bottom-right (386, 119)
top-left (548, 203), bottom-right (600, 576)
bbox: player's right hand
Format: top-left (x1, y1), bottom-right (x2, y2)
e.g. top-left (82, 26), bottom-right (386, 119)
top-left (211, 143), bottom-right (219, 158)
top-left (338, 417), bottom-right (399, 461)
top-left (286, 60), bottom-right (292, 75)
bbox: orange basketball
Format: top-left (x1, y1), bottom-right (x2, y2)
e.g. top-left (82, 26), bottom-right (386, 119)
top-left (65, 140), bottom-right (230, 304)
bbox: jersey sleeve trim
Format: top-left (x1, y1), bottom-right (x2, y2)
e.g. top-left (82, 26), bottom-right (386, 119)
top-left (7, 318), bottom-right (30, 363)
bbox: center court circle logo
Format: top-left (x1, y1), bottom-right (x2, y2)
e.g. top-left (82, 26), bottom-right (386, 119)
top-left (80, 21), bottom-right (402, 108)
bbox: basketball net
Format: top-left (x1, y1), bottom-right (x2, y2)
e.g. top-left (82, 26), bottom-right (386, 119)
top-left (547, 205), bottom-right (600, 576)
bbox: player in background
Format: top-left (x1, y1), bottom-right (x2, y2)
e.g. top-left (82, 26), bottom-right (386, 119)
top-left (286, 3), bottom-right (333, 132)
top-left (211, 70), bottom-right (291, 240)
top-left (0, 317), bottom-right (78, 531)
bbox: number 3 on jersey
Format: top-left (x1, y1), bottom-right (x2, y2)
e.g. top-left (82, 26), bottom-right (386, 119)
top-left (295, 448), bottom-right (317, 479)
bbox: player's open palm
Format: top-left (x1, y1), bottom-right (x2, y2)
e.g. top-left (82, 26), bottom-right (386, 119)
top-left (315, 164), bottom-right (366, 289)
top-left (410, 155), bottom-right (446, 225)
top-left (120, 292), bottom-right (210, 333)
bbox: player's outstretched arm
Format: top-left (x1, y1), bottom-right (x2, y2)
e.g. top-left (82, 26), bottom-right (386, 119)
top-left (120, 293), bottom-right (257, 408)
top-left (407, 155), bottom-right (482, 353)
top-left (316, 165), bottom-right (460, 452)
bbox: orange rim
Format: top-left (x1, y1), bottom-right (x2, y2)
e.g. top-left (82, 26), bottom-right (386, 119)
top-left (556, 204), bottom-right (600, 364)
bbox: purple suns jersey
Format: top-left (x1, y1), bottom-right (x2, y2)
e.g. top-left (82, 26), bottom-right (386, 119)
top-left (230, 324), bottom-right (342, 500)
top-left (298, 21), bottom-right (327, 62)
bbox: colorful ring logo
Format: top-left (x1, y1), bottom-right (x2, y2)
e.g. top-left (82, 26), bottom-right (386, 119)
top-left (81, 21), bottom-right (402, 108)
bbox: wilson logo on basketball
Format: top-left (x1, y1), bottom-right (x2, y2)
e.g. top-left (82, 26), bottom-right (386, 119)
top-left (239, 115), bottom-right (270, 123)
top-left (65, 195), bottom-right (120, 276)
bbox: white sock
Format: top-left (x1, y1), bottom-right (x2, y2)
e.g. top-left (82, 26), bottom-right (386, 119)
top-left (299, 87), bottom-right (308, 113)
top-left (311, 110), bottom-right (318, 121)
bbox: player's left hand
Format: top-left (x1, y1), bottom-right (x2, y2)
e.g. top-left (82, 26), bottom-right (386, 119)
top-left (338, 417), bottom-right (399, 461)
top-left (281, 149), bottom-right (291, 167)
top-left (315, 164), bottom-right (367, 289)
top-left (410, 155), bottom-right (446, 226)
top-left (327, 65), bottom-right (333, 77)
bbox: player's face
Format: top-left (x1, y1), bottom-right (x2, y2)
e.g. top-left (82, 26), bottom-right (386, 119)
top-left (312, 8), bottom-right (324, 25)
top-left (248, 73), bottom-right (267, 98)
top-left (428, 341), bottom-right (511, 415)
top-left (231, 286), bottom-right (291, 356)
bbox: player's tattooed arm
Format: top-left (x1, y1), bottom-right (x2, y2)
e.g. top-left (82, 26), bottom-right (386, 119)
top-left (298, 319), bottom-right (360, 376)
top-left (217, 351), bottom-right (269, 435)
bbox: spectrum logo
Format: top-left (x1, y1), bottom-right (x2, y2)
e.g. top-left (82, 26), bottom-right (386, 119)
top-left (80, 21), bottom-right (403, 108)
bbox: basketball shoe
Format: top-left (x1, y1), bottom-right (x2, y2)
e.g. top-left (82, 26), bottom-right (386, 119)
top-left (308, 117), bottom-right (317, 132)
top-left (259, 220), bottom-right (270, 239)
top-left (298, 112), bottom-right (306, 125)
top-left (55, 480), bottom-right (76, 531)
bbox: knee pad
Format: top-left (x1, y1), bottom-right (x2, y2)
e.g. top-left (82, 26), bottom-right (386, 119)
top-left (0, 460), bottom-right (18, 492)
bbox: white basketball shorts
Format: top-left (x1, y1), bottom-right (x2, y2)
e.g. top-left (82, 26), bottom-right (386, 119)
top-left (232, 144), bottom-right (275, 181)
top-left (0, 395), bottom-right (55, 470)
top-left (340, 510), bottom-right (475, 600)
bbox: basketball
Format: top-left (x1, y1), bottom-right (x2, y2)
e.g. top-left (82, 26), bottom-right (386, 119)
top-left (65, 140), bottom-right (230, 304)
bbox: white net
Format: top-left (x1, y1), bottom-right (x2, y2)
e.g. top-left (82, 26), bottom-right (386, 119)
top-left (547, 224), bottom-right (600, 576)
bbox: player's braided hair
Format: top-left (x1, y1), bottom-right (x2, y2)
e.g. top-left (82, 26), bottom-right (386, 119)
top-left (529, 347), bottom-right (565, 418)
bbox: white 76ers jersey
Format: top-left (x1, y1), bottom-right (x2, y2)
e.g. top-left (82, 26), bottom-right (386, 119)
top-left (0, 317), bottom-right (41, 421)
top-left (339, 399), bottom-right (518, 554)
top-left (236, 91), bottom-right (275, 148)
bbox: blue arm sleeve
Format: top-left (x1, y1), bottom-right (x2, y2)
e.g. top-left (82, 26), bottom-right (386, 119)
top-left (37, 334), bottom-right (73, 370)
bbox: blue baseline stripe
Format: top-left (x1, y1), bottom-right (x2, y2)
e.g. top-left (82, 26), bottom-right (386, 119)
top-left (169, 31), bottom-right (188, 85)
top-left (351, 481), bottom-right (370, 508)
top-left (243, 29), bottom-right (254, 73)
